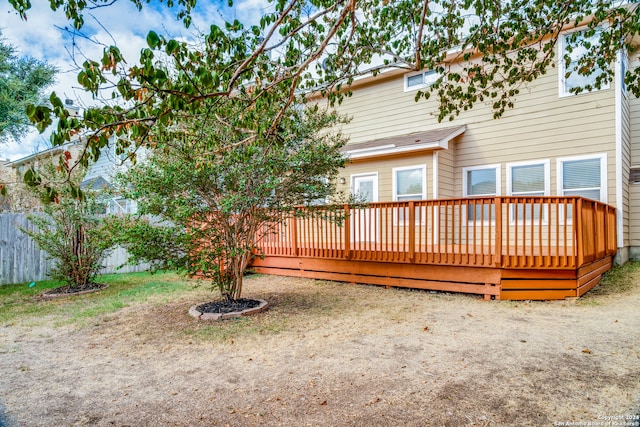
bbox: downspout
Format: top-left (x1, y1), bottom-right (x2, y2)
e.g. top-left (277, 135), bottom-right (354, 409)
top-left (614, 49), bottom-right (624, 255)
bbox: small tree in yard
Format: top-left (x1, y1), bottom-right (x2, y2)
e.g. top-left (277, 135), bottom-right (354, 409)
top-left (112, 90), bottom-right (349, 303)
top-left (20, 167), bottom-right (115, 291)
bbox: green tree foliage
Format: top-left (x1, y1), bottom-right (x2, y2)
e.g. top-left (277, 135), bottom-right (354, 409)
top-left (0, 33), bottom-right (56, 143)
top-left (0, 33), bottom-right (56, 198)
top-left (111, 88), bottom-right (349, 301)
top-left (9, 1), bottom-right (640, 196)
top-left (19, 166), bottom-right (115, 289)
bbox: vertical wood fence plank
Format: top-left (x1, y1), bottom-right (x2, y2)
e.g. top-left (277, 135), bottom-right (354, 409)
top-left (1, 213), bottom-right (148, 285)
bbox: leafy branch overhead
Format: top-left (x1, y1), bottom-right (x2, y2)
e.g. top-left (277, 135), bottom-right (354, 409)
top-left (12, 0), bottom-right (640, 171)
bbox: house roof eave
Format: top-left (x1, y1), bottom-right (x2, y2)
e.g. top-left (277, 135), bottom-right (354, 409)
top-left (343, 125), bottom-right (466, 160)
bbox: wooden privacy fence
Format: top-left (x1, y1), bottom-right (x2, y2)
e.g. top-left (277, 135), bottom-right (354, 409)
top-left (256, 196), bottom-right (617, 271)
top-left (0, 213), bottom-right (148, 285)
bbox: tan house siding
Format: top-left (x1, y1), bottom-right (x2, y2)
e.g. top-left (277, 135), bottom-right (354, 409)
top-left (336, 153), bottom-right (434, 202)
top-left (436, 147), bottom-right (455, 199)
top-left (628, 57), bottom-right (640, 256)
top-left (334, 63), bottom-right (617, 206)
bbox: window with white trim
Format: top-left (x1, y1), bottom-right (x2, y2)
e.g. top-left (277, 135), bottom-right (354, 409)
top-left (393, 165), bottom-right (426, 201)
top-left (393, 165), bottom-right (426, 224)
top-left (404, 69), bottom-right (440, 91)
top-left (559, 27), bottom-right (609, 96)
top-left (463, 165), bottom-right (501, 222)
top-left (464, 165), bottom-right (500, 197)
top-left (507, 160), bottom-right (550, 222)
top-left (558, 154), bottom-right (607, 202)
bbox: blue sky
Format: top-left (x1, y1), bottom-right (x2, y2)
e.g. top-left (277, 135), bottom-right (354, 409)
top-left (0, 0), bottom-right (271, 161)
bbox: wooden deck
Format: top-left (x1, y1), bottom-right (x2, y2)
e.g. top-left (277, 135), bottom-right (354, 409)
top-left (250, 197), bottom-right (617, 300)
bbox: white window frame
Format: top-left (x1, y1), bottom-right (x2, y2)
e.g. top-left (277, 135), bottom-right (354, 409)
top-left (556, 153), bottom-right (607, 204)
top-left (507, 159), bottom-right (551, 224)
top-left (462, 164), bottom-right (502, 197)
top-left (392, 165), bottom-right (427, 201)
top-left (404, 69), bottom-right (441, 92)
top-left (392, 165), bottom-right (427, 225)
top-left (350, 172), bottom-right (379, 203)
top-left (558, 26), bottom-right (610, 98)
top-left (462, 164), bottom-right (501, 224)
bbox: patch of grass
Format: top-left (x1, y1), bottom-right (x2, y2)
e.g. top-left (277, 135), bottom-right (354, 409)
top-left (581, 260), bottom-right (640, 300)
top-left (180, 280), bottom-right (366, 343)
top-left (0, 272), bottom-right (203, 326)
top-left (185, 315), bottom-right (288, 342)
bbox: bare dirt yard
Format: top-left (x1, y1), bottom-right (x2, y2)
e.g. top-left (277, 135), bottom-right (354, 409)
top-left (1, 269), bottom-right (639, 427)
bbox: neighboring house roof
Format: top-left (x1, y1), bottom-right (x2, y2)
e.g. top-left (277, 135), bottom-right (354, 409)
top-left (8, 142), bottom-right (80, 168)
top-left (342, 125), bottom-right (466, 160)
top-left (81, 175), bottom-right (113, 191)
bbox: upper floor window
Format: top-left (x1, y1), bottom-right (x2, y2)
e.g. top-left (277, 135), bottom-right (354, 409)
top-left (404, 69), bottom-right (440, 91)
top-left (559, 28), bottom-right (610, 97)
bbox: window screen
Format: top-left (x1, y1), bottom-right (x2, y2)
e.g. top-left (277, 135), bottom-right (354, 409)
top-left (467, 168), bottom-right (497, 196)
top-left (396, 167), bottom-right (424, 201)
top-left (466, 167), bottom-right (498, 222)
top-left (510, 163), bottom-right (547, 222)
top-left (562, 158), bottom-right (601, 201)
top-left (512, 164), bottom-right (545, 195)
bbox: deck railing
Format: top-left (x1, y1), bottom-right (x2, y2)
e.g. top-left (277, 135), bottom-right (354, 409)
top-left (257, 196), bottom-right (617, 270)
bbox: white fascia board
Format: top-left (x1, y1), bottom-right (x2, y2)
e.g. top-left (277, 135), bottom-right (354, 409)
top-left (345, 126), bottom-right (465, 159)
top-left (346, 142), bottom-right (440, 159)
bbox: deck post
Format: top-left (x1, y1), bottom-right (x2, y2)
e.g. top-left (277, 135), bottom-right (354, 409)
top-left (290, 214), bottom-right (298, 257)
top-left (344, 204), bottom-right (351, 260)
top-left (576, 198), bottom-right (584, 268)
top-left (494, 197), bottom-right (502, 267)
top-left (409, 201), bottom-right (416, 263)
top-left (609, 205), bottom-right (617, 255)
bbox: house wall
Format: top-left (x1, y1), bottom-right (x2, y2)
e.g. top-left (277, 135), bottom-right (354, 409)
top-left (1, 144), bottom-right (84, 212)
top-left (628, 56), bottom-right (640, 259)
top-left (324, 43), bottom-right (630, 261)
top-left (84, 140), bottom-right (125, 184)
top-left (336, 152), bottom-right (435, 201)
top-left (332, 64), bottom-right (617, 203)
top-left (436, 147), bottom-right (455, 199)
top-left (617, 53), bottom-right (632, 263)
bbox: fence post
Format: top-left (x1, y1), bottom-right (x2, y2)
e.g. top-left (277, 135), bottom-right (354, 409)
top-left (343, 204), bottom-right (351, 260)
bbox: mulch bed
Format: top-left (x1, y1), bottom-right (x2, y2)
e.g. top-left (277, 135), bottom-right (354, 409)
top-left (41, 283), bottom-right (108, 299)
top-left (190, 298), bottom-right (268, 320)
top-left (195, 298), bottom-right (262, 314)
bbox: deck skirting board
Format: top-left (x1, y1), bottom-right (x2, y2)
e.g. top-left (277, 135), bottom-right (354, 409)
top-left (250, 255), bottom-right (613, 301)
